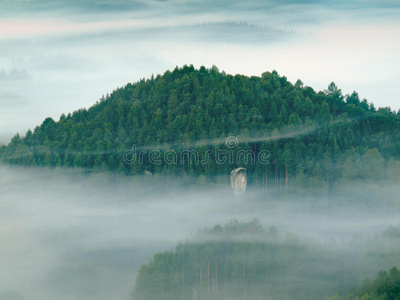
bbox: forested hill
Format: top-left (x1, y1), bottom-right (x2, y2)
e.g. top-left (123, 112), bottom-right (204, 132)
top-left (133, 220), bottom-right (400, 300)
top-left (1, 65), bottom-right (400, 193)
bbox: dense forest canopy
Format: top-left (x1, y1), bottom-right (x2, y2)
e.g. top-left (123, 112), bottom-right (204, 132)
top-left (1, 65), bottom-right (400, 196)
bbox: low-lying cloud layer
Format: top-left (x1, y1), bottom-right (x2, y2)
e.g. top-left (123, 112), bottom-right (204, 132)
top-left (0, 165), bottom-right (399, 300)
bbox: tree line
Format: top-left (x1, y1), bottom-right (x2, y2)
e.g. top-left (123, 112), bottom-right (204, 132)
top-left (133, 220), bottom-right (400, 300)
top-left (1, 65), bottom-right (400, 196)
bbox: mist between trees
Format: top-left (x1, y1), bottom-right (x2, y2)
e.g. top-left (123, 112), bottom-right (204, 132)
top-left (1, 165), bottom-right (399, 300)
top-left (133, 219), bottom-right (400, 300)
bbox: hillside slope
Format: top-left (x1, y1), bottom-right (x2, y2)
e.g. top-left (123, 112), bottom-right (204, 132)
top-left (1, 65), bottom-right (400, 195)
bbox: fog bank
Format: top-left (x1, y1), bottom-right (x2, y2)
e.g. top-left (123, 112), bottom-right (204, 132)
top-left (0, 165), bottom-right (399, 299)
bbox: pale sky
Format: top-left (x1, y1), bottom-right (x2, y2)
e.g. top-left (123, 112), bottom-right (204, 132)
top-left (1, 0), bottom-right (399, 144)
